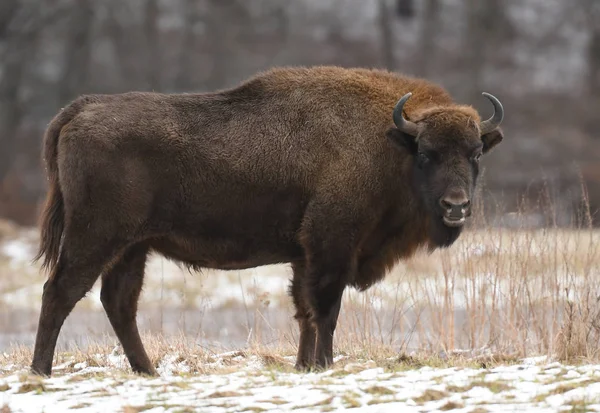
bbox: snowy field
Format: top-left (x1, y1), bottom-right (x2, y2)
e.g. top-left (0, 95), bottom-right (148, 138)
top-left (1, 219), bottom-right (599, 411)
top-left (2, 353), bottom-right (600, 412)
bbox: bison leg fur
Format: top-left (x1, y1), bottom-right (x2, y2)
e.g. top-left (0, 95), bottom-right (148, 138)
top-left (311, 279), bottom-right (344, 369)
top-left (300, 225), bottom-right (355, 369)
top-left (290, 263), bottom-right (316, 370)
top-left (31, 235), bottom-right (127, 376)
top-left (100, 244), bottom-right (156, 376)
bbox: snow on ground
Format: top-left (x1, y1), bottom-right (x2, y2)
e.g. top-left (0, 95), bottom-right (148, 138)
top-left (2, 225), bottom-right (600, 411)
top-left (2, 355), bottom-right (600, 412)
top-left (1, 239), bottom-right (34, 265)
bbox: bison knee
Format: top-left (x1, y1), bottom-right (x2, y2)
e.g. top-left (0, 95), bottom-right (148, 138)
top-left (300, 257), bottom-right (352, 322)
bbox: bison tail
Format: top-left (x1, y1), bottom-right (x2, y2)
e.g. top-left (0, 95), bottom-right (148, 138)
top-left (34, 182), bottom-right (64, 273)
top-left (34, 99), bottom-right (89, 273)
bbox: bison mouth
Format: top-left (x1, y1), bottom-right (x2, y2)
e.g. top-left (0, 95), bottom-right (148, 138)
top-left (443, 215), bottom-right (466, 227)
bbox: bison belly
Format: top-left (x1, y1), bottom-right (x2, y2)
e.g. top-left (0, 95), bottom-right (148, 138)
top-left (148, 185), bottom-right (308, 270)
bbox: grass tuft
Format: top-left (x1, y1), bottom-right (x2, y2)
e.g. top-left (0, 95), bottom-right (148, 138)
top-left (439, 400), bottom-right (464, 410)
top-left (363, 385), bottom-right (395, 396)
top-left (414, 389), bottom-right (449, 403)
top-left (205, 390), bottom-right (245, 399)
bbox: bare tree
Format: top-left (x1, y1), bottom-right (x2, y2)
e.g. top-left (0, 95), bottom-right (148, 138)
top-left (144, 0), bottom-right (161, 91)
top-left (205, 0), bottom-right (249, 89)
top-left (586, 1), bottom-right (600, 95)
top-left (378, 0), bottom-right (395, 70)
top-left (0, 0), bottom-right (20, 37)
top-left (175, 0), bottom-right (202, 91)
top-left (415, 0), bottom-right (440, 76)
top-left (463, 0), bottom-right (513, 102)
top-left (0, 1), bottom-right (41, 183)
top-left (396, 0), bottom-right (415, 18)
top-left (106, 1), bottom-right (145, 91)
top-left (57, 0), bottom-right (94, 105)
top-left (583, 0), bottom-right (600, 136)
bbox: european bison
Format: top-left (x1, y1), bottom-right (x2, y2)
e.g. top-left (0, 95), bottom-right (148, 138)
top-left (31, 66), bottom-right (503, 376)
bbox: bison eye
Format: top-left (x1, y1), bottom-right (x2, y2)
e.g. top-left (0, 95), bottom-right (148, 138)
top-left (417, 152), bottom-right (430, 167)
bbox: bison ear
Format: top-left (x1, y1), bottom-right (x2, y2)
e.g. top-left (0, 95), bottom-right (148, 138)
top-left (481, 128), bottom-right (503, 154)
top-left (386, 128), bottom-right (417, 154)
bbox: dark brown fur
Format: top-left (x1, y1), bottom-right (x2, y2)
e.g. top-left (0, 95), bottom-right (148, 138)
top-left (30, 66), bottom-right (503, 376)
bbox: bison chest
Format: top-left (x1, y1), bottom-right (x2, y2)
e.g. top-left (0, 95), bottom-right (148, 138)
top-left (353, 222), bottom-right (429, 290)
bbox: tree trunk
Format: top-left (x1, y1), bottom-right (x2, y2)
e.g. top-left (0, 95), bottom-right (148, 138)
top-left (463, 0), bottom-right (485, 102)
top-left (378, 0), bottom-right (395, 70)
top-left (416, 0), bottom-right (440, 77)
top-left (106, 2), bottom-right (143, 91)
top-left (205, 0), bottom-right (248, 89)
top-left (57, 0), bottom-right (94, 105)
top-left (396, 0), bottom-right (415, 19)
top-left (0, 2), bottom-right (41, 183)
top-left (175, 0), bottom-right (201, 91)
top-left (144, 0), bottom-right (161, 91)
top-left (585, 0), bottom-right (600, 136)
top-left (463, 0), bottom-right (513, 102)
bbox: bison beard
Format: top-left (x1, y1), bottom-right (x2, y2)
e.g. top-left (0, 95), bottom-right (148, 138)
top-left (30, 66), bottom-right (503, 376)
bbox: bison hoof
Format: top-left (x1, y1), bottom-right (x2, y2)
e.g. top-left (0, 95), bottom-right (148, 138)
top-left (30, 366), bottom-right (51, 377)
top-left (294, 362), bottom-right (311, 372)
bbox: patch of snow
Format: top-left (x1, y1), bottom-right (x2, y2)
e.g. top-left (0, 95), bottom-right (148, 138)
top-left (523, 355), bottom-right (549, 365)
top-left (1, 239), bottom-right (34, 264)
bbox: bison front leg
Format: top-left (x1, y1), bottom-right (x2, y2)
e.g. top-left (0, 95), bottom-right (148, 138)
top-left (299, 216), bottom-right (357, 369)
top-left (290, 263), bottom-right (316, 370)
top-left (308, 265), bottom-right (346, 369)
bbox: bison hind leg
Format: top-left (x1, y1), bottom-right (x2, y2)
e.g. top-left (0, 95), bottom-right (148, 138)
top-left (31, 228), bottom-right (131, 376)
top-left (100, 243), bottom-right (156, 376)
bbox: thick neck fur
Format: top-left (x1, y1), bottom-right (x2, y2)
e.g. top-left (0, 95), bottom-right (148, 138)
top-left (352, 154), bottom-right (461, 291)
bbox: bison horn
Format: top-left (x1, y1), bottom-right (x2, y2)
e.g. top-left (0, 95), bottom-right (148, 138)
top-left (479, 92), bottom-right (504, 135)
top-left (392, 93), bottom-right (419, 137)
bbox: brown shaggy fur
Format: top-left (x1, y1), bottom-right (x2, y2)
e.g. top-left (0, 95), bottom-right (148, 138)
top-left (30, 66), bottom-right (503, 376)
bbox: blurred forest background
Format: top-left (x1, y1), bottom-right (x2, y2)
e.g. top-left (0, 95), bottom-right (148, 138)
top-left (0, 0), bottom-right (599, 227)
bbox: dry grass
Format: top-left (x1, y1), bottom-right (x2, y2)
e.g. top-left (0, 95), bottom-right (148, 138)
top-left (0, 333), bottom-right (530, 378)
top-left (439, 400), bottom-right (464, 410)
top-left (363, 385), bottom-right (395, 396)
top-left (413, 389), bottom-right (449, 403)
top-left (336, 225), bottom-right (600, 362)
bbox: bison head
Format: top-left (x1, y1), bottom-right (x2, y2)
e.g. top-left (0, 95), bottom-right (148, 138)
top-left (386, 92), bottom-right (504, 247)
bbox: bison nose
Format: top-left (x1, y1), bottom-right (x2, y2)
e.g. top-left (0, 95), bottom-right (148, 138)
top-left (440, 192), bottom-right (471, 216)
top-left (440, 197), bottom-right (470, 212)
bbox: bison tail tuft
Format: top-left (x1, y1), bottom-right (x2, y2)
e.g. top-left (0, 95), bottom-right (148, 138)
top-left (34, 184), bottom-right (64, 273)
